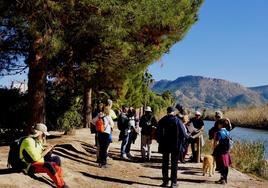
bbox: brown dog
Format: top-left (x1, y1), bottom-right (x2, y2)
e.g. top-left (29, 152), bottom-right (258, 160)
top-left (202, 155), bottom-right (215, 177)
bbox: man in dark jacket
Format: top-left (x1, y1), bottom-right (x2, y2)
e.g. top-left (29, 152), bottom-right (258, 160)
top-left (117, 105), bottom-right (131, 160)
top-left (139, 106), bottom-right (157, 161)
top-left (157, 107), bottom-right (188, 188)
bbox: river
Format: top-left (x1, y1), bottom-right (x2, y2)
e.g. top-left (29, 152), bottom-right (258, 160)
top-left (204, 121), bottom-right (268, 159)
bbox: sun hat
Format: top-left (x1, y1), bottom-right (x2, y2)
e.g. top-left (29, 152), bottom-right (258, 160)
top-left (107, 99), bottom-right (113, 106)
top-left (33, 123), bottom-right (50, 136)
top-left (195, 111), bottom-right (201, 116)
top-left (144, 106), bottom-right (152, 112)
top-left (215, 111), bottom-right (223, 118)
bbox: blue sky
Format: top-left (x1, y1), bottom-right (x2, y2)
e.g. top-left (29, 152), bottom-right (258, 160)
top-left (148, 0), bottom-right (268, 87)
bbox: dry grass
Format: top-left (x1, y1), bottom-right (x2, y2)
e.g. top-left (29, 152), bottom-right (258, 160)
top-left (231, 140), bottom-right (268, 179)
top-left (225, 104), bottom-right (268, 129)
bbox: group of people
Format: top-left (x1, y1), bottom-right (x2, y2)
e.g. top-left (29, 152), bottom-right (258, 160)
top-left (12, 99), bottom-right (233, 188)
top-left (118, 105), bottom-right (158, 161)
top-left (88, 101), bottom-right (233, 187)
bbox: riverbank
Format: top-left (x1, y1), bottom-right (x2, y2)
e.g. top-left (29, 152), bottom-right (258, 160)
top-left (1, 128), bottom-right (268, 188)
top-left (204, 104), bottom-right (268, 130)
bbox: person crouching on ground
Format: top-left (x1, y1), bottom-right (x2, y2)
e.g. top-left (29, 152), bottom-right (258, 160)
top-left (19, 123), bottom-right (69, 188)
top-left (157, 107), bottom-right (188, 188)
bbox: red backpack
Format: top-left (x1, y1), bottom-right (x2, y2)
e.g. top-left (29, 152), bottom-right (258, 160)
top-left (96, 117), bottom-right (105, 132)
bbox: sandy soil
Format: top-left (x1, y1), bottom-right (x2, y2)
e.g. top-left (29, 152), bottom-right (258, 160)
top-left (0, 128), bottom-right (267, 188)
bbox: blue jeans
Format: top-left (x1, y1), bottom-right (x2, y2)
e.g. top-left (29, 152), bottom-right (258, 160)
top-left (120, 131), bottom-right (130, 155)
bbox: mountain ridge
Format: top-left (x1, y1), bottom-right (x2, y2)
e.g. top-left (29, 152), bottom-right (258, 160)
top-left (152, 75), bottom-right (268, 109)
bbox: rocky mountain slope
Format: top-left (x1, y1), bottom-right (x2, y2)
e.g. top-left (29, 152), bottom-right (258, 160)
top-left (152, 75), bottom-right (267, 109)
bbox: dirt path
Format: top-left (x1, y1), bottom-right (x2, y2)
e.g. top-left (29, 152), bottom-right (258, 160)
top-left (0, 128), bottom-right (267, 188)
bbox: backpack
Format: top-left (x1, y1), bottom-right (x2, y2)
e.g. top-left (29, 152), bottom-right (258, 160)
top-left (7, 137), bottom-right (27, 171)
top-left (128, 116), bottom-right (135, 128)
top-left (96, 117), bottom-right (105, 132)
top-left (208, 126), bottom-right (217, 140)
top-left (219, 135), bottom-right (234, 153)
top-left (142, 116), bottom-right (153, 135)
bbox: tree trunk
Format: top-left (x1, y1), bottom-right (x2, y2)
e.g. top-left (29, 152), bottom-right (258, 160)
top-left (27, 52), bottom-right (47, 133)
top-left (83, 84), bottom-right (92, 128)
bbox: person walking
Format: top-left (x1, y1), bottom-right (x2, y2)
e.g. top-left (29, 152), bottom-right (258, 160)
top-left (139, 106), bottom-right (157, 161)
top-left (19, 123), bottom-right (68, 188)
top-left (157, 107), bottom-right (188, 188)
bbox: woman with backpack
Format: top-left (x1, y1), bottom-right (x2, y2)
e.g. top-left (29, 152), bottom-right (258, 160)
top-left (96, 106), bottom-right (114, 168)
top-left (213, 118), bottom-right (232, 185)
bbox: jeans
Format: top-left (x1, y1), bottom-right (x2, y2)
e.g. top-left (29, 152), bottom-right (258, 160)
top-left (120, 131), bottom-right (130, 155)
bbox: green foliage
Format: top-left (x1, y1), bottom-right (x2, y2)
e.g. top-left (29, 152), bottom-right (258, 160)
top-left (1, 0), bottom-right (203, 131)
top-left (118, 70), bottom-right (174, 114)
top-left (57, 110), bottom-right (82, 132)
top-left (46, 81), bottom-right (83, 131)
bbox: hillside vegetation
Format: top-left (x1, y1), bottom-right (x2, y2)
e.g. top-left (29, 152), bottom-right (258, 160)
top-left (152, 75), bottom-right (268, 109)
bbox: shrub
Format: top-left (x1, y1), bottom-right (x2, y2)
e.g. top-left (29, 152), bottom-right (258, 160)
top-left (231, 140), bottom-right (268, 179)
top-left (57, 110), bottom-right (82, 132)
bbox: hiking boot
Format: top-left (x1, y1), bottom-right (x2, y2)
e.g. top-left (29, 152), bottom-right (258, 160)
top-left (99, 163), bottom-right (108, 168)
top-left (62, 182), bottom-right (70, 188)
top-left (160, 182), bottom-right (169, 187)
top-left (170, 183), bottom-right (178, 188)
top-left (121, 154), bottom-right (129, 160)
top-left (127, 153), bottom-right (134, 158)
top-left (215, 178), bottom-right (226, 184)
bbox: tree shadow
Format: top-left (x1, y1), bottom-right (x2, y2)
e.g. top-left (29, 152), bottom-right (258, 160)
top-left (180, 170), bottom-right (203, 176)
top-left (74, 140), bottom-right (98, 156)
top-left (140, 175), bottom-right (208, 184)
top-left (29, 174), bottom-right (55, 187)
top-left (53, 146), bottom-right (97, 167)
top-left (0, 169), bottom-right (55, 187)
top-left (56, 144), bottom-right (87, 156)
top-left (80, 171), bottom-right (159, 187)
top-left (0, 168), bottom-right (20, 175)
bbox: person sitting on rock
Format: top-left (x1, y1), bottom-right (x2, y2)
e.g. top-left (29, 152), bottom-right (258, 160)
top-left (19, 123), bottom-right (69, 188)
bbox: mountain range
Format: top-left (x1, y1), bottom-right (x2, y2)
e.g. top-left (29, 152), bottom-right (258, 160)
top-left (151, 75), bottom-right (268, 109)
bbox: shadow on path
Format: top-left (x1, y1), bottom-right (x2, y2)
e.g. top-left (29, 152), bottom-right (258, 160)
top-left (80, 172), bottom-right (160, 187)
top-left (0, 169), bottom-right (55, 187)
top-left (0, 168), bottom-right (20, 175)
top-left (53, 150), bottom-right (97, 167)
top-left (140, 175), bottom-right (210, 184)
top-left (30, 174), bottom-right (55, 187)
